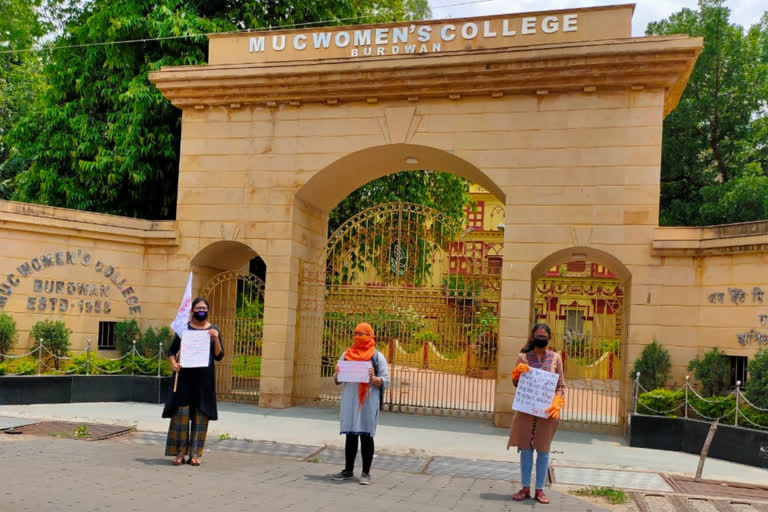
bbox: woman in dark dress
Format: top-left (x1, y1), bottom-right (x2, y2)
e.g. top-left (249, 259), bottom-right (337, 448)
top-left (163, 297), bottom-right (224, 466)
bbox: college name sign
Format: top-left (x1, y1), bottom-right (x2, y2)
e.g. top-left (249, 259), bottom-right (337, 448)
top-left (208, 5), bottom-right (633, 65)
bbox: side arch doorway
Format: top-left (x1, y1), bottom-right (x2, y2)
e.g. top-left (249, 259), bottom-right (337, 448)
top-left (295, 202), bottom-right (501, 417)
top-left (202, 270), bottom-right (264, 403)
top-left (531, 248), bottom-right (630, 434)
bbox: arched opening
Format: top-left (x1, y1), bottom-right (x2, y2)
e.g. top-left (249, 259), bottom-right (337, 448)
top-left (293, 145), bottom-right (506, 417)
top-left (191, 241), bottom-right (266, 403)
top-left (530, 247), bottom-right (631, 434)
top-left (296, 143), bottom-right (505, 212)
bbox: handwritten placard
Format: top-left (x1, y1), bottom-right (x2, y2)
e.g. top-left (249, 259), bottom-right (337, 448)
top-left (337, 361), bottom-right (372, 383)
top-left (512, 367), bottom-right (559, 418)
top-left (179, 330), bottom-right (211, 368)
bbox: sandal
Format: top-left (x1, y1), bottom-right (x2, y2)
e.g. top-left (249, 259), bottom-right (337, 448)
top-left (172, 456), bottom-right (185, 466)
top-left (512, 487), bottom-right (530, 501)
top-left (535, 489), bottom-right (550, 504)
top-left (189, 458), bottom-right (201, 466)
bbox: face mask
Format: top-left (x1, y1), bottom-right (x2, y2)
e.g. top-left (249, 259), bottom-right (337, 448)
top-left (193, 311), bottom-right (208, 321)
top-left (533, 337), bottom-right (548, 348)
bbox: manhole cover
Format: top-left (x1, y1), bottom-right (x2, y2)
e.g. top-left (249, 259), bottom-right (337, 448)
top-left (12, 421), bottom-right (133, 441)
top-left (668, 477), bottom-right (768, 501)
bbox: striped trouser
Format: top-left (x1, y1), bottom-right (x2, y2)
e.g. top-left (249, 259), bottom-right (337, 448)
top-left (164, 406), bottom-right (209, 458)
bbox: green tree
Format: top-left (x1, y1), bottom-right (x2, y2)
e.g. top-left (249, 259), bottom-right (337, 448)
top-left (647, 0), bottom-right (768, 226)
top-left (30, 319), bottom-right (71, 369)
top-left (688, 347), bottom-right (731, 396)
top-left (0, 312), bottom-right (18, 359)
top-left (115, 318), bottom-right (141, 356)
top-left (6, 0), bottom-right (429, 219)
top-left (745, 349), bottom-right (768, 408)
top-left (632, 339), bottom-right (671, 391)
top-left (328, 171), bottom-right (469, 234)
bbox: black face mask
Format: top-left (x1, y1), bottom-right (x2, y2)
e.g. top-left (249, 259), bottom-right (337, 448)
top-left (193, 311), bottom-right (208, 322)
top-left (532, 337), bottom-right (548, 348)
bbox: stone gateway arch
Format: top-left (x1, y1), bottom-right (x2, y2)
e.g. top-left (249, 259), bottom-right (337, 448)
top-left (5, 5), bottom-right (766, 433)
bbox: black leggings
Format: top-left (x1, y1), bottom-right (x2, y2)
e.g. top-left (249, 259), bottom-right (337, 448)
top-left (344, 434), bottom-right (374, 474)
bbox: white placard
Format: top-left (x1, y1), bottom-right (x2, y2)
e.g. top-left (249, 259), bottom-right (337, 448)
top-left (512, 366), bottom-right (559, 418)
top-left (337, 361), bottom-right (372, 383)
top-left (179, 330), bottom-right (211, 368)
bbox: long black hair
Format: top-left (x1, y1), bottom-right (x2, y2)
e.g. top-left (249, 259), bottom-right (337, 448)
top-left (520, 323), bottom-right (552, 353)
top-left (190, 297), bottom-right (209, 316)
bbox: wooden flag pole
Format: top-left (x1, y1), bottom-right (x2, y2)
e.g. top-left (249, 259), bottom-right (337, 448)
top-left (173, 347), bottom-right (180, 392)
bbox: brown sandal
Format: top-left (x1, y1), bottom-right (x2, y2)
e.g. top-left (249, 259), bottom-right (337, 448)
top-left (189, 458), bottom-right (201, 466)
top-left (512, 487), bottom-right (530, 501)
top-left (535, 489), bottom-right (550, 504)
top-left (172, 456), bottom-right (185, 466)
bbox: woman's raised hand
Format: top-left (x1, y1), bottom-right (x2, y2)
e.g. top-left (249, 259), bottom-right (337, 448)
top-left (511, 363), bottom-right (530, 380)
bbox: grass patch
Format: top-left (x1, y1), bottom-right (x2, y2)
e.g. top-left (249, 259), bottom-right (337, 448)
top-left (232, 355), bottom-right (261, 378)
top-left (572, 487), bottom-right (629, 505)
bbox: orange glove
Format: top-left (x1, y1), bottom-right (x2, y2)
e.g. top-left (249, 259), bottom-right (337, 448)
top-left (511, 363), bottom-right (530, 381)
top-left (546, 395), bottom-right (565, 419)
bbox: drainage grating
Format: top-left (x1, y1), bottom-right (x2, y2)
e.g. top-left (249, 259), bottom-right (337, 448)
top-left (428, 456), bottom-right (521, 481)
top-left (552, 466), bottom-right (674, 492)
top-left (633, 492), bottom-right (768, 512)
top-left (667, 477), bottom-right (768, 502)
top-left (11, 421), bottom-right (133, 441)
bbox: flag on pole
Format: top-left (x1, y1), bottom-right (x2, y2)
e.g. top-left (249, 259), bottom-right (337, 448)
top-left (170, 272), bottom-right (193, 336)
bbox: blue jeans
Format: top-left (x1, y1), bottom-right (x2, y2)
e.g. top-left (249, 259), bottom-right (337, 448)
top-left (520, 449), bottom-right (549, 489)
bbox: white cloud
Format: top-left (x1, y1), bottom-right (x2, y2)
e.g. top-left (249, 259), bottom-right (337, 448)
top-left (428, 0), bottom-right (766, 36)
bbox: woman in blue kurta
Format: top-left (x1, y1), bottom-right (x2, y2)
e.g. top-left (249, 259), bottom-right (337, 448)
top-left (332, 322), bottom-right (389, 485)
top-left (162, 297), bottom-right (224, 466)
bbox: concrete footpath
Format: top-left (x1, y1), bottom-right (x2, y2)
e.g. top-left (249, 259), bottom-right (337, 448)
top-left (1, 401), bottom-right (766, 487)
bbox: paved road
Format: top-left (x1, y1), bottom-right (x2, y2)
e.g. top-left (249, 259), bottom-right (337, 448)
top-left (0, 435), bottom-right (608, 512)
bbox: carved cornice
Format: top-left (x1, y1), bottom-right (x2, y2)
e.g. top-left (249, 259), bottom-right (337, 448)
top-left (150, 36), bottom-right (702, 116)
top-left (652, 221), bottom-right (768, 256)
top-left (0, 200), bottom-right (178, 247)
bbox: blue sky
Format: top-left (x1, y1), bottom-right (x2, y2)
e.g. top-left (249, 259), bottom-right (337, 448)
top-left (428, 0), bottom-right (767, 37)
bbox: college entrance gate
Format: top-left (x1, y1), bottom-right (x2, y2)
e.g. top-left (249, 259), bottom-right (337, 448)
top-left (150, 4), bottom-right (702, 431)
top-left (294, 202), bottom-right (500, 417)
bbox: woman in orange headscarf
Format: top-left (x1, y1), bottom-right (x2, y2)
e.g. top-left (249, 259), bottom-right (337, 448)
top-left (332, 322), bottom-right (389, 486)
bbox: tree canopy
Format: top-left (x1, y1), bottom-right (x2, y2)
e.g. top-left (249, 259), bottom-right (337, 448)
top-left (648, 0), bottom-right (768, 226)
top-left (1, 0), bottom-right (429, 219)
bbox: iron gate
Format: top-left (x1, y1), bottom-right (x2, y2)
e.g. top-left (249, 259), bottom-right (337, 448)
top-left (203, 270), bottom-right (264, 403)
top-left (294, 202), bottom-right (501, 417)
top-left (533, 272), bottom-right (626, 433)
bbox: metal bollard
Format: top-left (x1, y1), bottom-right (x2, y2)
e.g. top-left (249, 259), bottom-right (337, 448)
top-left (86, 339), bottom-right (91, 375)
top-left (157, 342), bottom-right (162, 378)
top-left (132, 340), bottom-right (137, 375)
top-left (735, 380), bottom-right (741, 426)
top-left (38, 338), bottom-right (43, 375)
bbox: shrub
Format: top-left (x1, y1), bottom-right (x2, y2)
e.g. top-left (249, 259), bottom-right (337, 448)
top-left (0, 313), bottom-right (18, 359)
top-left (637, 389), bottom-right (683, 416)
top-left (115, 319), bottom-right (141, 355)
top-left (14, 359), bottom-right (36, 375)
top-left (0, 361), bottom-right (8, 375)
top-left (688, 347), bottom-right (730, 397)
top-left (30, 320), bottom-right (71, 370)
top-left (745, 349), bottom-right (768, 409)
top-left (139, 326), bottom-right (174, 357)
top-left (632, 339), bottom-right (671, 391)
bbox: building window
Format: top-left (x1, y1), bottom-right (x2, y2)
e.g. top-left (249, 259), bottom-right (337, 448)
top-left (727, 355), bottom-right (748, 387)
top-left (465, 201), bottom-right (485, 230)
top-left (565, 309), bottom-right (584, 335)
top-left (487, 255), bottom-right (503, 274)
top-left (98, 321), bottom-right (116, 350)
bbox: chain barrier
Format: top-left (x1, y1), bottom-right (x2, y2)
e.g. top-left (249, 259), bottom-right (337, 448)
top-left (0, 340), bottom-right (166, 377)
top-left (632, 373), bottom-right (767, 430)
